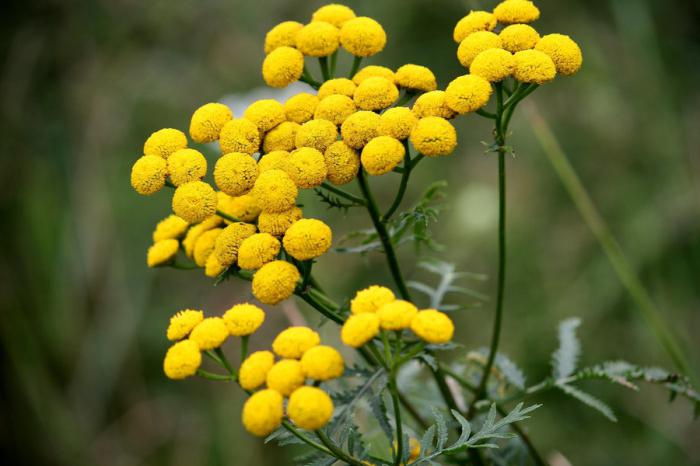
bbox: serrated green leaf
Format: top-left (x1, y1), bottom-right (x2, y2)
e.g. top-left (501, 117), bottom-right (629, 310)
top-left (557, 383), bottom-right (617, 422)
top-left (552, 318), bottom-right (582, 379)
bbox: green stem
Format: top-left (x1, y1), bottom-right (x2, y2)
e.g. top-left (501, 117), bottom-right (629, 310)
top-left (329, 51), bottom-right (338, 78)
top-left (282, 421), bottom-right (333, 456)
top-left (297, 290), bottom-right (344, 324)
top-left (382, 144), bottom-right (413, 222)
top-left (214, 347), bottom-right (236, 377)
top-left (320, 182), bottom-right (367, 205)
top-left (301, 66), bottom-right (322, 89)
top-left (349, 56), bottom-right (363, 78)
top-left (476, 108), bottom-right (497, 119)
top-left (316, 429), bottom-right (365, 465)
top-left (197, 369), bottom-right (234, 381)
top-left (240, 335), bottom-right (249, 363)
top-left (319, 56), bottom-right (330, 81)
top-left (216, 210), bottom-right (240, 223)
top-left (389, 375), bottom-right (404, 466)
top-left (170, 261), bottom-right (198, 270)
top-left (394, 90), bottom-right (416, 108)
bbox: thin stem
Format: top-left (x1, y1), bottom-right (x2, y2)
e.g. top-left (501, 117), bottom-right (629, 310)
top-left (382, 145), bottom-right (412, 222)
top-left (476, 108), bottom-right (497, 119)
top-left (301, 66), bottom-right (322, 89)
top-left (216, 210), bottom-right (240, 223)
top-left (496, 405), bottom-right (547, 466)
top-left (320, 182), bottom-right (367, 205)
top-left (394, 90), bottom-right (416, 108)
top-left (240, 335), bottom-right (249, 363)
top-left (297, 290), bottom-right (344, 324)
top-left (389, 375), bottom-right (404, 466)
top-left (282, 421), bottom-right (333, 456)
top-left (214, 347), bottom-right (236, 377)
top-left (170, 261), bottom-right (198, 270)
top-left (329, 51), bottom-right (338, 78)
top-left (319, 56), bottom-right (330, 81)
top-left (316, 429), bottom-right (364, 465)
top-left (197, 369), bottom-right (234, 381)
top-left (349, 56), bottom-right (363, 78)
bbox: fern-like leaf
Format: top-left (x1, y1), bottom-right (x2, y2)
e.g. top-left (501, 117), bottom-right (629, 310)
top-left (552, 318), bottom-right (582, 379)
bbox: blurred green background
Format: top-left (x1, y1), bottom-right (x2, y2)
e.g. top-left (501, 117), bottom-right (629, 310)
top-left (1, 0), bottom-right (699, 464)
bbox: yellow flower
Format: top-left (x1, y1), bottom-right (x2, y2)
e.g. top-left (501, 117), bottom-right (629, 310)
top-left (410, 309), bottom-right (455, 344)
top-left (272, 326), bottom-right (320, 359)
top-left (457, 30), bottom-right (502, 68)
top-left (394, 438), bottom-right (421, 462)
top-left (252, 260), bottom-right (300, 305)
top-left (284, 93), bottom-right (319, 124)
top-left (237, 233), bottom-right (281, 270)
top-left (193, 227), bottom-right (222, 267)
top-left (266, 359), bottom-right (306, 396)
top-left (251, 169), bottom-right (298, 213)
top-left (264, 21), bottom-right (304, 54)
top-left (535, 33), bottom-right (583, 76)
top-left (395, 64), bottom-right (437, 92)
top-left (258, 150), bottom-right (289, 173)
top-left (172, 181), bottom-right (218, 224)
top-left (189, 317), bottom-right (229, 350)
top-left (131, 155), bottom-right (167, 195)
top-left (213, 222), bottom-right (257, 266)
top-left (223, 303), bottom-right (265, 336)
top-left (219, 118), bottom-right (261, 155)
top-left (500, 24), bottom-right (540, 53)
top-left (513, 49), bottom-right (556, 84)
top-left (444, 75), bottom-right (493, 114)
top-left (453, 11), bottom-right (497, 43)
top-left (287, 386), bottom-right (334, 430)
top-left (352, 65), bottom-right (395, 85)
top-left (214, 152), bottom-right (259, 197)
top-left (354, 76), bottom-right (399, 111)
top-left (296, 21), bottom-right (340, 57)
top-left (153, 215), bottom-right (189, 242)
top-left (258, 207), bottom-right (303, 236)
top-left (283, 147), bottom-right (328, 189)
top-left (163, 340), bottom-right (201, 380)
top-left (378, 107), bottom-right (418, 140)
top-left (182, 217), bottom-right (222, 257)
top-left (412, 91), bottom-right (457, 119)
top-left (341, 313), bottom-right (380, 347)
top-left (340, 110), bottom-right (380, 149)
top-left (295, 119), bottom-right (338, 152)
top-left (239, 350), bottom-right (275, 391)
top-left (314, 94), bottom-right (357, 126)
top-left (147, 239), bottom-right (179, 267)
top-left (167, 148), bottom-right (207, 186)
top-left (263, 121), bottom-right (300, 153)
top-left (263, 46), bottom-right (305, 88)
top-left (377, 299), bottom-right (418, 330)
top-left (143, 128), bottom-right (187, 159)
top-left (361, 136), bottom-right (405, 176)
top-left (409, 117), bottom-right (458, 157)
top-left (283, 218), bottom-right (332, 260)
top-left (300, 345), bottom-right (344, 381)
top-left (493, 0), bottom-right (540, 25)
top-left (340, 16), bottom-right (386, 57)
top-left (312, 4), bottom-right (356, 27)
top-left (217, 191), bottom-right (261, 223)
top-left (204, 253), bottom-right (226, 278)
top-left (167, 309), bottom-right (204, 341)
top-left (318, 78), bottom-right (357, 99)
top-left (470, 48), bottom-right (515, 82)
top-left (351, 285), bottom-right (396, 314)
top-left (242, 389), bottom-right (284, 437)
top-left (189, 103), bottom-right (233, 143)
top-left (324, 140), bottom-right (360, 185)
top-left (243, 99), bottom-right (286, 133)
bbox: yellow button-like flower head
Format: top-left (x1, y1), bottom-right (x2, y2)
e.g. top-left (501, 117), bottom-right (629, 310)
top-left (410, 309), bottom-right (455, 344)
top-left (340, 17), bottom-right (386, 57)
top-left (214, 222), bottom-right (257, 266)
top-left (257, 207), bottom-right (303, 236)
top-left (251, 169), bottom-right (298, 213)
top-left (354, 76), bottom-right (399, 111)
top-left (244, 99), bottom-right (286, 133)
top-left (377, 299), bottom-right (418, 330)
top-left (445, 75), bottom-right (493, 114)
top-left (266, 359), bottom-right (306, 396)
top-left (457, 30), bottom-right (502, 68)
top-left (214, 152), bottom-right (258, 197)
top-left (453, 11), bottom-right (497, 43)
top-left (263, 46), bottom-right (304, 88)
top-left (284, 93), bottom-right (319, 124)
top-left (189, 103), bottom-right (233, 143)
top-left (182, 216), bottom-right (222, 257)
top-left (147, 239), bottom-right (179, 267)
top-left (470, 48), bottom-right (515, 82)
top-left (153, 215), bottom-right (189, 242)
top-left (352, 65), bottom-right (395, 85)
top-left (493, 0), bottom-right (540, 24)
top-left (204, 253), bottom-right (226, 278)
top-left (314, 94), bottom-right (357, 126)
top-left (144, 128), bottom-right (187, 159)
top-left (500, 24), bottom-right (540, 53)
top-left (242, 389), bottom-right (284, 436)
top-left (172, 180), bottom-right (218, 224)
top-left (395, 64), bottom-right (438, 92)
top-left (189, 317), bottom-right (229, 350)
top-left (217, 191), bottom-right (261, 223)
top-left (252, 260), bottom-right (301, 305)
top-left (167, 309), bottom-right (204, 341)
top-left (193, 227), bottom-right (222, 267)
top-left (312, 4), bottom-right (356, 27)
top-left (341, 313), bottom-right (380, 347)
top-left (412, 91), bottom-right (457, 119)
top-left (324, 141), bottom-right (360, 185)
top-left (163, 340), bottom-right (201, 380)
top-left (265, 21), bottom-right (304, 54)
top-left (318, 78), bottom-right (357, 99)
top-left (283, 218), bottom-right (332, 260)
top-left (295, 119), bottom-right (338, 153)
top-left (296, 21), bottom-right (340, 57)
top-left (287, 386), bottom-right (334, 430)
top-left (272, 326), bottom-right (320, 359)
top-left (361, 136), bottom-right (405, 176)
top-left (219, 118), bottom-right (261, 155)
top-left (239, 350), bottom-right (275, 391)
top-left (378, 107), bottom-right (418, 141)
top-left (223, 303), bottom-right (265, 337)
top-left (340, 110), bottom-right (380, 149)
top-left (131, 155), bottom-right (167, 195)
top-left (535, 33), bottom-right (583, 76)
top-left (300, 345), bottom-right (344, 381)
top-left (409, 117), bottom-right (458, 157)
top-left (258, 150), bottom-right (289, 173)
top-left (284, 147), bottom-right (328, 189)
top-left (263, 121), bottom-right (299, 153)
top-left (167, 148), bottom-right (207, 186)
top-left (351, 285), bottom-right (396, 314)
top-left (513, 49), bottom-right (556, 84)
top-left (237, 233), bottom-right (281, 270)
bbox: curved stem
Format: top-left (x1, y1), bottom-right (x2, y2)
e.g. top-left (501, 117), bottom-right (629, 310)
top-left (382, 146), bottom-right (412, 222)
top-left (216, 210), bottom-right (240, 223)
top-left (316, 429), bottom-right (365, 466)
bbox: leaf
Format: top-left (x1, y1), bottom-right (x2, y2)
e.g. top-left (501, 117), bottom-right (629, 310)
top-left (443, 409), bottom-right (471, 453)
top-left (313, 187), bottom-right (363, 211)
top-left (408, 259), bottom-right (487, 312)
top-left (495, 353), bottom-right (526, 390)
top-left (370, 387), bottom-right (394, 442)
top-left (557, 383), bottom-right (617, 422)
top-left (552, 318), bottom-right (582, 379)
top-left (431, 406), bottom-right (449, 450)
top-left (418, 424), bottom-right (436, 460)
